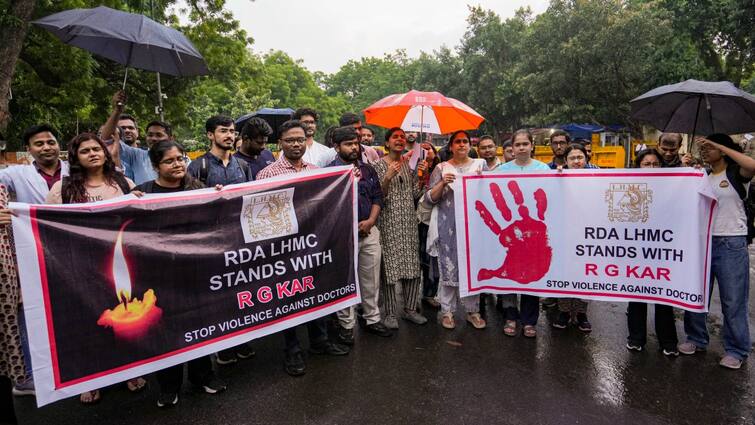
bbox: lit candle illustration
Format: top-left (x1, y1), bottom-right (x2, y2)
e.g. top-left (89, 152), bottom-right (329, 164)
top-left (97, 219), bottom-right (162, 340)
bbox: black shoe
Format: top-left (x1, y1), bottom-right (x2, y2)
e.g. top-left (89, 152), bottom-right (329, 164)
top-left (337, 327), bottom-right (355, 346)
top-left (309, 342), bottom-right (350, 356)
top-left (542, 298), bottom-right (558, 308)
top-left (364, 322), bottom-right (393, 337)
top-left (553, 311), bottom-right (570, 329)
top-left (576, 313), bottom-right (592, 332)
top-left (215, 349), bottom-right (238, 365)
top-left (235, 343), bottom-right (256, 359)
top-left (156, 392), bottom-right (178, 408)
top-left (284, 351), bottom-right (306, 376)
top-left (202, 377), bottom-right (227, 394)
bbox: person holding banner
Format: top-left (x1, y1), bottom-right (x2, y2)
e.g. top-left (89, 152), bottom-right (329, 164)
top-left (374, 127), bottom-right (429, 329)
top-left (427, 130), bottom-right (486, 330)
top-left (0, 184), bottom-right (22, 423)
top-left (44, 133), bottom-right (146, 403)
top-left (132, 140), bottom-right (227, 407)
top-left (626, 148), bottom-right (679, 356)
top-left (328, 127), bottom-right (393, 343)
top-left (0, 124), bottom-right (69, 397)
top-left (497, 129), bottom-right (549, 337)
top-left (258, 120), bottom-right (350, 377)
top-left (553, 144), bottom-right (592, 332)
top-left (679, 134), bottom-right (755, 370)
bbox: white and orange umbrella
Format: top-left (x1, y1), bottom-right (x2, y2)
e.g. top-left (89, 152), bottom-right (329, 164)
top-left (363, 90), bottom-right (485, 134)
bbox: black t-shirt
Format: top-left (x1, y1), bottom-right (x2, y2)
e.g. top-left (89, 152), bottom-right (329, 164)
top-left (133, 180), bottom-right (186, 194)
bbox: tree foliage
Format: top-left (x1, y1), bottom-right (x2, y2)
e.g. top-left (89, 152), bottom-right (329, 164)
top-left (3, 0), bottom-right (753, 149)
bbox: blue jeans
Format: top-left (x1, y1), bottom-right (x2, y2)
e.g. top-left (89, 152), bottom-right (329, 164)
top-left (684, 236), bottom-right (751, 360)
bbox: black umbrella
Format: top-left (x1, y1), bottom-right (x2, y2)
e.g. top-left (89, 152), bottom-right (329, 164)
top-left (33, 6), bottom-right (209, 118)
top-left (630, 79), bottom-right (755, 136)
top-left (236, 108), bottom-right (294, 142)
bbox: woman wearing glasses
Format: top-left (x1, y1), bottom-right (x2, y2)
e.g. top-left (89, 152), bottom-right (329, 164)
top-left (134, 140), bottom-right (227, 407)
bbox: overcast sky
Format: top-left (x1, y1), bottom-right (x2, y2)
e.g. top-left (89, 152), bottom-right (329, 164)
top-left (224, 0), bottom-right (550, 74)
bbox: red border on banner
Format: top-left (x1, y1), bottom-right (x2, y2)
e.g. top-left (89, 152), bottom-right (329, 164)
top-left (35, 168), bottom-right (350, 211)
top-left (461, 172), bottom-right (712, 310)
top-left (28, 169), bottom-right (357, 389)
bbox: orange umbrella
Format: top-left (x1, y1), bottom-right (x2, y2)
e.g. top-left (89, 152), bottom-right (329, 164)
top-left (363, 90), bottom-right (485, 134)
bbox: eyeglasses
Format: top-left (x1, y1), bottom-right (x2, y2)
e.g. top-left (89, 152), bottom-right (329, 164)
top-left (281, 137), bottom-right (306, 145)
top-left (159, 157), bottom-right (186, 166)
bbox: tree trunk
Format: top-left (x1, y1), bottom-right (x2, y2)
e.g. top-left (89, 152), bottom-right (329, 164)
top-left (0, 0), bottom-right (37, 134)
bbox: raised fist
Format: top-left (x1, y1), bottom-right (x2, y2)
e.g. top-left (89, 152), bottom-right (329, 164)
top-left (475, 180), bottom-right (552, 284)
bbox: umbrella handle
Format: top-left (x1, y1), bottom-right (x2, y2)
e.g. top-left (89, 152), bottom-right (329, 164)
top-left (118, 68), bottom-right (129, 105)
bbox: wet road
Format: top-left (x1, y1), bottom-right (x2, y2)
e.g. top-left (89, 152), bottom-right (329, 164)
top-left (14, 257), bottom-right (755, 425)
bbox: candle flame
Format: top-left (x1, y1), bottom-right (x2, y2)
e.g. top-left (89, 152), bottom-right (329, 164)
top-left (112, 219), bottom-right (134, 303)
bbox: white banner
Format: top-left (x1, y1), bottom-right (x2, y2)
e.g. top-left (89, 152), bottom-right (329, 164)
top-left (455, 168), bottom-right (715, 312)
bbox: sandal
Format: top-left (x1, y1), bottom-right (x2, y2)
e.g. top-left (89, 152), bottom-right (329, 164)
top-left (503, 320), bottom-right (517, 337)
top-left (441, 313), bottom-right (455, 329)
top-left (126, 377), bottom-right (147, 393)
top-left (466, 313), bottom-right (486, 330)
top-left (80, 390), bottom-right (101, 404)
top-left (523, 325), bottom-right (537, 338)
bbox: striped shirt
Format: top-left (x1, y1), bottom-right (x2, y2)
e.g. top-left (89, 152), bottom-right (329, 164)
top-left (256, 155), bottom-right (318, 179)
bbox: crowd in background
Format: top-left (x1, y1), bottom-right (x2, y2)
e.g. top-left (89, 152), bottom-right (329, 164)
top-left (0, 91), bottom-right (752, 420)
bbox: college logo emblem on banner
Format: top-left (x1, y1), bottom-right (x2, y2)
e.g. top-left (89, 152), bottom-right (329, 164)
top-left (240, 187), bottom-right (298, 243)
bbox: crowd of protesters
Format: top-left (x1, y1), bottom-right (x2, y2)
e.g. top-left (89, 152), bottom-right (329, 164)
top-left (0, 90), bottom-right (752, 420)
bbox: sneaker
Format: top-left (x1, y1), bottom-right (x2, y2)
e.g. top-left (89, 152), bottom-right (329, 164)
top-left (284, 351), bottom-right (306, 377)
top-left (662, 348), bottom-right (680, 357)
top-left (215, 349), bottom-right (238, 365)
top-left (156, 392), bottom-right (179, 408)
top-left (541, 298), bottom-right (557, 308)
top-left (576, 313), bottom-right (592, 332)
top-left (202, 377), bottom-right (227, 394)
top-left (364, 322), bottom-right (393, 337)
top-left (309, 342), bottom-right (350, 356)
top-left (552, 311), bottom-right (570, 329)
top-left (12, 379), bottom-right (35, 397)
top-left (235, 343), bottom-right (255, 359)
top-left (384, 314), bottom-right (399, 329)
top-left (678, 342), bottom-right (705, 355)
top-left (626, 343), bottom-right (643, 352)
top-left (337, 327), bottom-right (355, 346)
top-left (402, 310), bottom-right (428, 325)
top-left (719, 355), bottom-right (743, 370)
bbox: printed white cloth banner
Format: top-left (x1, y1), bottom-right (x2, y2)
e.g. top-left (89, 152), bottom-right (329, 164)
top-left (455, 168), bottom-right (715, 312)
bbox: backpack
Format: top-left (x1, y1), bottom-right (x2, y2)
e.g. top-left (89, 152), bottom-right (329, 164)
top-left (707, 166), bottom-right (755, 244)
top-left (198, 153), bottom-right (252, 185)
top-left (61, 173), bottom-right (131, 204)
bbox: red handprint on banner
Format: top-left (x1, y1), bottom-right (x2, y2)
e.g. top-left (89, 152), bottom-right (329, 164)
top-left (475, 180), bottom-right (552, 284)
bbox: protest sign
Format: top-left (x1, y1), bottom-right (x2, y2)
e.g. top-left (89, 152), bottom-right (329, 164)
top-left (12, 166), bottom-right (359, 406)
top-left (455, 169), bottom-right (715, 310)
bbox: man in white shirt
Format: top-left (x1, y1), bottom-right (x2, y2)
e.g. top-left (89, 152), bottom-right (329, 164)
top-left (293, 108), bottom-right (335, 167)
top-left (0, 124), bottom-right (69, 397)
top-left (0, 124), bottom-right (69, 205)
